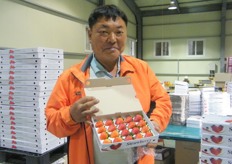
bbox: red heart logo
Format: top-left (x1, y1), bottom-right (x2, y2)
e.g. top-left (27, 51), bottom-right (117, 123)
top-left (211, 136), bottom-right (223, 144)
top-left (210, 158), bottom-right (222, 164)
top-left (210, 147), bottom-right (222, 156)
top-left (211, 125), bottom-right (223, 133)
top-left (110, 143), bottom-right (122, 150)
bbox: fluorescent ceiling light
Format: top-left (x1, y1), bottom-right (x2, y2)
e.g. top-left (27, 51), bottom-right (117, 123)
top-left (168, 1), bottom-right (177, 10)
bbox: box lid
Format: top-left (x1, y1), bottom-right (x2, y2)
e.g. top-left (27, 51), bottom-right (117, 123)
top-left (84, 77), bottom-right (142, 116)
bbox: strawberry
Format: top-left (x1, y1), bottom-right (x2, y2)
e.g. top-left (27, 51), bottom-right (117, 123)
top-left (100, 132), bottom-right (108, 140)
top-left (141, 126), bottom-right (149, 133)
top-left (132, 127), bottom-right (140, 134)
top-left (137, 120), bottom-right (146, 127)
top-left (95, 120), bottom-right (104, 128)
top-left (135, 133), bottom-right (143, 139)
top-left (128, 122), bottom-right (136, 129)
top-left (110, 130), bottom-right (119, 138)
top-left (145, 131), bottom-right (153, 137)
top-left (133, 114), bottom-right (143, 122)
top-left (97, 126), bottom-right (106, 133)
top-left (105, 119), bottom-right (113, 126)
top-left (121, 129), bottom-right (129, 136)
top-left (108, 125), bottom-right (116, 132)
top-left (103, 139), bottom-right (112, 144)
top-left (118, 123), bottom-right (126, 130)
top-left (125, 135), bottom-right (133, 141)
top-left (115, 117), bottom-right (124, 125)
top-left (125, 116), bottom-right (133, 123)
top-left (113, 137), bottom-right (123, 143)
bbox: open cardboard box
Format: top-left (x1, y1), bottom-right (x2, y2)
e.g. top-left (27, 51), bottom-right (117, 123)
top-left (84, 77), bottom-right (159, 151)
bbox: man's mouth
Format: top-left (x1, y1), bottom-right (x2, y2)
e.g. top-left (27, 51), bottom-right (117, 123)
top-left (104, 47), bottom-right (119, 51)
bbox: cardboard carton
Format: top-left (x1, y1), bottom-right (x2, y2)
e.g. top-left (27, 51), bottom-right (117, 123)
top-left (201, 115), bottom-right (232, 135)
top-left (201, 133), bottom-right (232, 146)
top-left (200, 153), bottom-right (232, 164)
top-left (201, 144), bottom-right (232, 158)
top-left (214, 73), bottom-right (232, 88)
top-left (84, 77), bottom-right (159, 151)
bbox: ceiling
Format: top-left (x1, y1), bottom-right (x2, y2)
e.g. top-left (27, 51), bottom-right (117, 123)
top-left (130, 0), bottom-right (232, 17)
top-left (88, 0), bottom-right (232, 17)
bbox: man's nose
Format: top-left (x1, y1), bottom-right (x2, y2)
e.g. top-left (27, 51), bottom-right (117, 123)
top-left (108, 32), bottom-right (116, 43)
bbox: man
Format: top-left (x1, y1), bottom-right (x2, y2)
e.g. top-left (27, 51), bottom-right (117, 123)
top-left (45, 4), bottom-right (172, 164)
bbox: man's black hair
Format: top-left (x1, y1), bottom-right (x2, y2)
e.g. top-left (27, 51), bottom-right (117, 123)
top-left (88, 4), bottom-right (128, 29)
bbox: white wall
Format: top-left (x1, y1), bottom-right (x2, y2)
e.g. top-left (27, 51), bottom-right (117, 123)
top-left (143, 10), bottom-right (232, 84)
top-left (0, 0), bottom-right (137, 69)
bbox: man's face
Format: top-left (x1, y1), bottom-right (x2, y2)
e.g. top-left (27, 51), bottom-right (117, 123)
top-left (88, 17), bottom-right (127, 64)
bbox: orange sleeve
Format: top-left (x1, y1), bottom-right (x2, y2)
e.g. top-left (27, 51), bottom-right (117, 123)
top-left (45, 72), bottom-right (81, 138)
top-left (147, 66), bottom-right (172, 132)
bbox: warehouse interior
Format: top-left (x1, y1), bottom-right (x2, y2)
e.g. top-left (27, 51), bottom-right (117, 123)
top-left (0, 0), bottom-right (232, 164)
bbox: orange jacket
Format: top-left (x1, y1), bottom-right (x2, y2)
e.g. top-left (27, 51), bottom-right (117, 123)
top-left (45, 54), bottom-right (172, 164)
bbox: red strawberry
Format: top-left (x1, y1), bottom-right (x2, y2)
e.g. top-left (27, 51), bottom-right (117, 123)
top-left (115, 117), bottom-right (124, 125)
top-left (125, 135), bottom-right (133, 141)
top-left (132, 127), bottom-right (140, 134)
top-left (128, 122), bottom-right (136, 129)
top-left (97, 126), bottom-right (106, 133)
top-left (118, 123), bottom-right (126, 130)
top-left (95, 120), bottom-right (104, 128)
top-left (113, 137), bottom-right (123, 143)
top-left (145, 131), bottom-right (153, 137)
top-left (133, 114), bottom-right (143, 122)
top-left (135, 133), bottom-right (143, 139)
top-left (141, 126), bottom-right (149, 133)
top-left (137, 120), bottom-right (146, 127)
top-left (125, 116), bottom-right (133, 123)
top-left (121, 129), bottom-right (129, 136)
top-left (105, 119), bottom-right (113, 126)
top-left (108, 125), bottom-right (116, 132)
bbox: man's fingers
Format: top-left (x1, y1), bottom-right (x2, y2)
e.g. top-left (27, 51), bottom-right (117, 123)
top-left (78, 97), bottom-right (99, 112)
top-left (146, 143), bottom-right (158, 148)
top-left (82, 106), bottom-right (99, 116)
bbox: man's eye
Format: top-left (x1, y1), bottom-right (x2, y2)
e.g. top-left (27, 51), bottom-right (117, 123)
top-left (99, 31), bottom-right (108, 35)
top-left (116, 31), bottom-right (123, 36)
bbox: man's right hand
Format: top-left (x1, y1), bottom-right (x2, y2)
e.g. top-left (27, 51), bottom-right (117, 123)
top-left (69, 96), bottom-right (100, 123)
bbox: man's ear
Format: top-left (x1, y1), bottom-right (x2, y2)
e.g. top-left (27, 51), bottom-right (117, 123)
top-left (87, 28), bottom-right (92, 43)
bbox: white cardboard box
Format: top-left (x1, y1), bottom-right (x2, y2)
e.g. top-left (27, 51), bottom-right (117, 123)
top-left (0, 58), bottom-right (63, 65)
top-left (0, 63), bottom-right (63, 70)
top-left (84, 77), bottom-right (159, 151)
top-left (0, 69), bottom-right (62, 75)
top-left (0, 47), bottom-right (63, 54)
top-left (0, 80), bottom-right (57, 86)
top-left (200, 153), bottom-right (232, 164)
top-left (201, 133), bottom-right (232, 146)
top-left (201, 115), bottom-right (232, 135)
top-left (201, 144), bottom-right (232, 158)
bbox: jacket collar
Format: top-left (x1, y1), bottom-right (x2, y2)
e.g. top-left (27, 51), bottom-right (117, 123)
top-left (70, 54), bottom-right (135, 83)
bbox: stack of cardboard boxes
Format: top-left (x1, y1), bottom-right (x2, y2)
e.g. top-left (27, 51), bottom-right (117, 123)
top-left (0, 47), bottom-right (66, 154)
